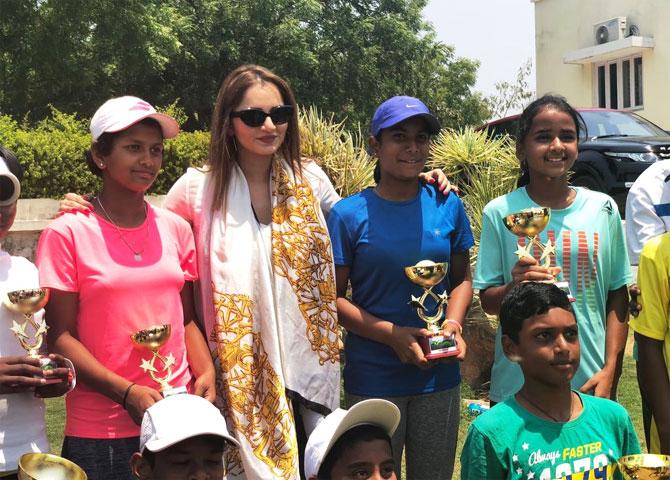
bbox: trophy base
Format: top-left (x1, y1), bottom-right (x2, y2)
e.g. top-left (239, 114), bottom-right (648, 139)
top-left (35, 355), bottom-right (62, 385)
top-left (162, 385), bottom-right (187, 397)
top-left (554, 281), bottom-right (575, 303)
top-left (418, 333), bottom-right (460, 360)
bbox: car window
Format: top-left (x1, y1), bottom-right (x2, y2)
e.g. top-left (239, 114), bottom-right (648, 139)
top-left (487, 119), bottom-right (519, 139)
top-left (581, 111), bottom-right (667, 138)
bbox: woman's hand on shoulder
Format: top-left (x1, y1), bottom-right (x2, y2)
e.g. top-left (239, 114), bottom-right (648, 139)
top-left (418, 169), bottom-right (459, 196)
top-left (388, 325), bottom-right (431, 369)
top-left (125, 384), bottom-right (163, 425)
top-left (193, 368), bottom-right (216, 403)
top-left (56, 193), bottom-right (93, 218)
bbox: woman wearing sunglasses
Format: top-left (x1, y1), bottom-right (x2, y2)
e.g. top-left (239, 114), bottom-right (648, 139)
top-left (160, 64), bottom-right (340, 479)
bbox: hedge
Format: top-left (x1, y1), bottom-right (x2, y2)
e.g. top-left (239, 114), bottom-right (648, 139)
top-left (0, 107), bottom-right (209, 198)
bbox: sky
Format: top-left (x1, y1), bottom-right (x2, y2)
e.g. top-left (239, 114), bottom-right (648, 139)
top-left (423, 0), bottom-right (536, 98)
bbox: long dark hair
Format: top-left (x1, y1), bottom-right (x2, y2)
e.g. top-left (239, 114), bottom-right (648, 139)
top-left (208, 64), bottom-right (301, 212)
top-left (516, 94), bottom-right (586, 187)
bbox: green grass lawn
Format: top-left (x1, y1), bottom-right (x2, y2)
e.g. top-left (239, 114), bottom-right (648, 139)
top-left (44, 342), bottom-right (646, 475)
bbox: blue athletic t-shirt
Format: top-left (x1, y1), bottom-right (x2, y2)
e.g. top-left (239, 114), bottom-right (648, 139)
top-left (328, 184), bottom-right (474, 397)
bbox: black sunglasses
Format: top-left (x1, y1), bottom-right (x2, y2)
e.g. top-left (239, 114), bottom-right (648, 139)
top-left (230, 105), bottom-right (294, 127)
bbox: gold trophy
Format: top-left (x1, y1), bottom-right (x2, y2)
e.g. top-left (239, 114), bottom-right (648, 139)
top-left (503, 207), bottom-right (575, 302)
top-left (3, 288), bottom-right (60, 381)
top-left (18, 453), bottom-right (87, 480)
top-left (618, 454), bottom-right (670, 480)
top-left (404, 260), bottom-right (459, 360)
top-left (131, 324), bottom-right (186, 397)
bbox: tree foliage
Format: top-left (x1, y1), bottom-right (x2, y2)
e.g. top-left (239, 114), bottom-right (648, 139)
top-left (0, 0), bottom-right (489, 130)
top-left (486, 59), bottom-right (535, 121)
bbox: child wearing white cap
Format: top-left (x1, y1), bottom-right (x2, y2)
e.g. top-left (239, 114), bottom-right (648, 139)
top-left (305, 399), bottom-right (401, 480)
top-left (130, 394), bottom-right (239, 480)
top-left (0, 145), bottom-right (74, 479)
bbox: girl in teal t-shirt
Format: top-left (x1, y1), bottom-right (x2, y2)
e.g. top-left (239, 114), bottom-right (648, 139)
top-left (473, 95), bottom-right (631, 404)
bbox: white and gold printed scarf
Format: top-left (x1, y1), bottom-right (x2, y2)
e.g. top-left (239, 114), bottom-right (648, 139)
top-left (206, 156), bottom-right (340, 479)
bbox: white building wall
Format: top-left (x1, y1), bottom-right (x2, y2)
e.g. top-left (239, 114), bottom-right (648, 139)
top-left (534, 0), bottom-right (670, 127)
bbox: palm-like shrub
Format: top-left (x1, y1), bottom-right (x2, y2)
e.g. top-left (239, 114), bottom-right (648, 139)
top-left (428, 127), bottom-right (519, 248)
top-left (428, 128), bottom-right (519, 328)
top-left (299, 106), bottom-right (374, 198)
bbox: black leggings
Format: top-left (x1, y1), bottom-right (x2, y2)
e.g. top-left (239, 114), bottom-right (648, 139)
top-left (62, 435), bottom-right (139, 480)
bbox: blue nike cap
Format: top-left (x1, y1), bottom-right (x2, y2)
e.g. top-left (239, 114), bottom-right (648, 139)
top-left (371, 96), bottom-right (441, 137)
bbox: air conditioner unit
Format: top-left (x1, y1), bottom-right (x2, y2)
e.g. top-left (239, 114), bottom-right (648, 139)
top-left (594, 17), bottom-right (627, 44)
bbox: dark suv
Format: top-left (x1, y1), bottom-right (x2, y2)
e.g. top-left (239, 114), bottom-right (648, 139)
top-left (482, 109), bottom-right (670, 215)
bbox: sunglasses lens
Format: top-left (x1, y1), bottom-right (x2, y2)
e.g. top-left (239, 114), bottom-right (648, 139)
top-left (232, 106), bottom-right (293, 127)
top-left (269, 106), bottom-right (293, 125)
top-left (238, 109), bottom-right (267, 127)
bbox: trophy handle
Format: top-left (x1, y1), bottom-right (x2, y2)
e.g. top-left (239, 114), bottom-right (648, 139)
top-left (10, 313), bottom-right (48, 357)
top-left (412, 289), bottom-right (448, 331)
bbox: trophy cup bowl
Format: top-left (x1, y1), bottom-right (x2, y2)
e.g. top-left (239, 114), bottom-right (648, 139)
top-left (130, 324), bottom-right (171, 350)
top-left (404, 260), bottom-right (459, 360)
top-left (503, 207), bottom-right (551, 238)
top-left (618, 454), bottom-right (670, 480)
top-left (4, 289), bottom-right (50, 315)
top-left (18, 452), bottom-right (87, 480)
top-left (404, 260), bottom-right (448, 289)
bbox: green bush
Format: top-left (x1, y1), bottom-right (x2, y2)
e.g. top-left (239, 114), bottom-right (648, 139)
top-left (0, 106), bottom-right (369, 199)
top-left (0, 107), bottom-right (209, 198)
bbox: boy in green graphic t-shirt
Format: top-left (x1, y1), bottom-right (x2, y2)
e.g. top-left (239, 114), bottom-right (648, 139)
top-left (460, 283), bottom-right (639, 480)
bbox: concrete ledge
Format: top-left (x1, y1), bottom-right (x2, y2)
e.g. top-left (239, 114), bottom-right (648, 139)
top-left (5, 196), bottom-right (166, 261)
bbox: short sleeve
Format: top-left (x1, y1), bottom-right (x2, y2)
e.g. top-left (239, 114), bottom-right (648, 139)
top-left (450, 196), bottom-right (475, 253)
top-left (175, 220), bottom-right (198, 282)
top-left (460, 423), bottom-right (505, 480)
top-left (625, 178), bottom-right (665, 266)
top-left (630, 237), bottom-right (670, 341)
top-left (326, 207), bottom-right (354, 266)
top-left (36, 226), bottom-right (78, 292)
top-left (473, 207), bottom-right (505, 291)
top-left (301, 160), bottom-right (341, 217)
top-left (164, 170), bottom-right (195, 224)
top-left (606, 200), bottom-right (633, 290)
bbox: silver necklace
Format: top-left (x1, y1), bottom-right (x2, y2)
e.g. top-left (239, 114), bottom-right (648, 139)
top-left (517, 391), bottom-right (574, 423)
top-left (95, 196), bottom-right (148, 261)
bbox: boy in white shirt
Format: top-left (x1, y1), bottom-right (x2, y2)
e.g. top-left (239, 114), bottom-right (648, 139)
top-left (0, 145), bottom-right (73, 478)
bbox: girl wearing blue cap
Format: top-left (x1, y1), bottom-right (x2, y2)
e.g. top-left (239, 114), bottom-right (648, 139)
top-left (327, 96), bottom-right (474, 479)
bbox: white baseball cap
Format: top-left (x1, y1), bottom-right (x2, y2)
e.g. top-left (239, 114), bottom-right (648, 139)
top-left (90, 96), bottom-right (180, 141)
top-left (304, 399), bottom-right (401, 479)
top-left (139, 394), bottom-right (239, 453)
top-left (0, 155), bottom-right (20, 206)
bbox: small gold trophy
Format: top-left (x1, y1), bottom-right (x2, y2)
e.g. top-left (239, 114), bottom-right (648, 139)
top-left (131, 324), bottom-right (186, 397)
top-left (404, 260), bottom-right (459, 360)
top-left (18, 452), bottom-right (87, 480)
top-left (503, 207), bottom-right (575, 302)
top-left (618, 454), bottom-right (670, 480)
top-left (3, 288), bottom-right (60, 380)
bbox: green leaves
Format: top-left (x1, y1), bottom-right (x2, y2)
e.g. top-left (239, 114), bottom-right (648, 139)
top-left (0, 0), bottom-right (489, 132)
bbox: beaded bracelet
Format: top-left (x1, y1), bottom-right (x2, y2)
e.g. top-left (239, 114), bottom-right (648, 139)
top-left (445, 319), bottom-right (463, 334)
top-left (122, 383), bottom-right (136, 410)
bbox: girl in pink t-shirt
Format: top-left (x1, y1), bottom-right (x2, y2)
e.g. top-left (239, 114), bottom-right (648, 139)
top-left (36, 97), bottom-right (216, 480)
